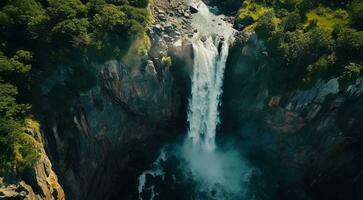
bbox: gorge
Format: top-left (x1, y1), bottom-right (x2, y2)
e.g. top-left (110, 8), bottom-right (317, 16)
top-left (1, 0), bottom-right (363, 200)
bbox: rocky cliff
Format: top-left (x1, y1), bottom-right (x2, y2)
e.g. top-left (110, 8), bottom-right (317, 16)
top-left (32, 1), bottom-right (197, 200)
top-left (0, 119), bottom-right (64, 200)
top-left (221, 31), bottom-right (363, 199)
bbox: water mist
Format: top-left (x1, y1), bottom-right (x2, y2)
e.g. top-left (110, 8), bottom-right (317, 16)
top-left (138, 1), bottom-right (252, 199)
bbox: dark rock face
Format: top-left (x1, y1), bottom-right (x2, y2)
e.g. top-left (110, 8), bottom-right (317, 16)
top-left (33, 1), bottom-right (195, 199)
top-left (221, 32), bottom-right (363, 199)
top-left (100, 60), bottom-right (178, 122)
top-left (39, 32), bottom-right (183, 200)
top-left (41, 59), bottom-right (185, 200)
top-left (190, 5), bottom-right (199, 14)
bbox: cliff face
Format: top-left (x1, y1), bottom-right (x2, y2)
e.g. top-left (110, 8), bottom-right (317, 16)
top-left (40, 57), bottom-right (182, 200)
top-left (0, 120), bottom-right (64, 200)
top-left (222, 32), bottom-right (363, 199)
top-left (34, 1), bottom-right (195, 199)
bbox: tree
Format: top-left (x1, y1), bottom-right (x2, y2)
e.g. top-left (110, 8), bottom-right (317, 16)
top-left (350, 0), bottom-right (363, 30)
top-left (340, 63), bottom-right (363, 84)
top-left (51, 18), bottom-right (90, 47)
top-left (336, 27), bottom-right (363, 63)
top-left (256, 11), bottom-right (276, 39)
top-left (129, 0), bottom-right (149, 8)
top-left (283, 12), bottom-right (301, 32)
top-left (47, 0), bottom-right (88, 22)
top-left (92, 4), bottom-right (126, 33)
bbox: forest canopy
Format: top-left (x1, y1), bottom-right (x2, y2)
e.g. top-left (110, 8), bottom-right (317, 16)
top-left (0, 0), bottom-right (150, 174)
top-left (232, 0), bottom-right (363, 90)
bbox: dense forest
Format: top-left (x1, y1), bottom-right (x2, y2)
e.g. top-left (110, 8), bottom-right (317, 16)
top-left (0, 0), bottom-right (150, 175)
top-left (0, 0), bottom-right (363, 199)
top-left (2, 0), bottom-right (363, 178)
top-left (213, 0), bottom-right (363, 92)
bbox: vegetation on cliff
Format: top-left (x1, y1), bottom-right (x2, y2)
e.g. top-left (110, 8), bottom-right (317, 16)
top-left (234, 0), bottom-right (363, 91)
top-left (0, 0), bottom-right (150, 174)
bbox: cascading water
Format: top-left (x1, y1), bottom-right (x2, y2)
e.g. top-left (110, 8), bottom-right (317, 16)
top-left (188, 34), bottom-right (231, 151)
top-left (138, 2), bottom-right (252, 199)
top-left (187, 0), bottom-right (235, 151)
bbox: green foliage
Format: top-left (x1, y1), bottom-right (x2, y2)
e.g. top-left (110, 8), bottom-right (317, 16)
top-left (240, 0), bottom-right (362, 90)
top-left (283, 12), bottom-right (301, 31)
top-left (51, 18), bottom-right (90, 47)
top-left (340, 63), bottom-right (363, 83)
top-left (92, 4), bottom-right (126, 33)
top-left (210, 0), bottom-right (243, 13)
top-left (129, 0), bottom-right (149, 8)
top-left (0, 0), bottom-right (151, 175)
top-left (48, 0), bottom-right (88, 21)
top-left (237, 1), bottom-right (272, 29)
top-left (0, 51), bottom-right (32, 84)
top-left (0, 83), bottom-right (39, 175)
top-left (255, 11), bottom-right (277, 38)
top-left (350, 0), bottom-right (363, 30)
top-left (304, 6), bottom-right (349, 32)
top-left (162, 56), bottom-right (172, 67)
top-left (336, 27), bottom-right (363, 63)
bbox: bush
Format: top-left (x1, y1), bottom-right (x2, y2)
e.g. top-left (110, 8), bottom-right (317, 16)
top-left (283, 12), bottom-right (302, 31)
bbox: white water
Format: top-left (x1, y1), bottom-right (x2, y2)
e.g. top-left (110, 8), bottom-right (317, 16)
top-left (187, 1), bottom-right (234, 151)
top-left (138, 2), bottom-right (253, 200)
top-left (187, 34), bottom-right (231, 151)
top-left (138, 149), bottom-right (167, 200)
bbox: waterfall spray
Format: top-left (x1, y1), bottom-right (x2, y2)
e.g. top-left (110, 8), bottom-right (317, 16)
top-left (138, 2), bottom-right (252, 199)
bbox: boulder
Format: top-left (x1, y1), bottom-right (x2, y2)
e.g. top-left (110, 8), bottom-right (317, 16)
top-left (184, 12), bottom-right (191, 19)
top-left (164, 24), bottom-right (174, 34)
top-left (158, 14), bottom-right (166, 21)
top-left (190, 5), bottom-right (199, 14)
top-left (200, 35), bottom-right (207, 42)
top-left (152, 24), bottom-right (164, 33)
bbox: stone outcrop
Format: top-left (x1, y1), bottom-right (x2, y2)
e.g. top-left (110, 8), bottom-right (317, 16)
top-left (222, 30), bottom-right (363, 198)
top-left (100, 60), bottom-right (178, 122)
top-left (0, 120), bottom-right (64, 200)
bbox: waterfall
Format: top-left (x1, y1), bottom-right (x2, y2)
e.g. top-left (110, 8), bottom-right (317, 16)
top-left (187, 36), bottom-right (231, 151)
top-left (137, 2), bottom-right (251, 200)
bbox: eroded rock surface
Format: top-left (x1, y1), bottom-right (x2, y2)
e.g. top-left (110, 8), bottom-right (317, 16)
top-left (0, 120), bottom-right (64, 200)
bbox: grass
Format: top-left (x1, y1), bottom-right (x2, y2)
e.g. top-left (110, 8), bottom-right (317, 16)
top-left (238, 0), bottom-right (271, 21)
top-left (237, 0), bottom-right (281, 31)
top-left (305, 6), bottom-right (349, 31)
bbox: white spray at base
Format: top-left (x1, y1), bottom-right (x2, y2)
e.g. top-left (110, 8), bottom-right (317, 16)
top-left (138, 1), bottom-right (252, 199)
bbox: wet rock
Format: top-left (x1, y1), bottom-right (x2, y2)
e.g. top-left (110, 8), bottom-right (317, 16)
top-left (200, 35), bottom-right (207, 42)
top-left (146, 60), bottom-right (157, 76)
top-left (266, 108), bottom-right (305, 133)
top-left (190, 5), bottom-right (199, 14)
top-left (184, 12), bottom-right (191, 19)
top-left (174, 31), bottom-right (181, 37)
top-left (156, 8), bottom-right (165, 15)
top-left (152, 24), bottom-right (164, 34)
top-left (158, 13), bottom-right (166, 21)
top-left (164, 24), bottom-right (174, 35)
top-left (268, 96), bottom-right (281, 107)
top-left (164, 35), bottom-right (174, 42)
